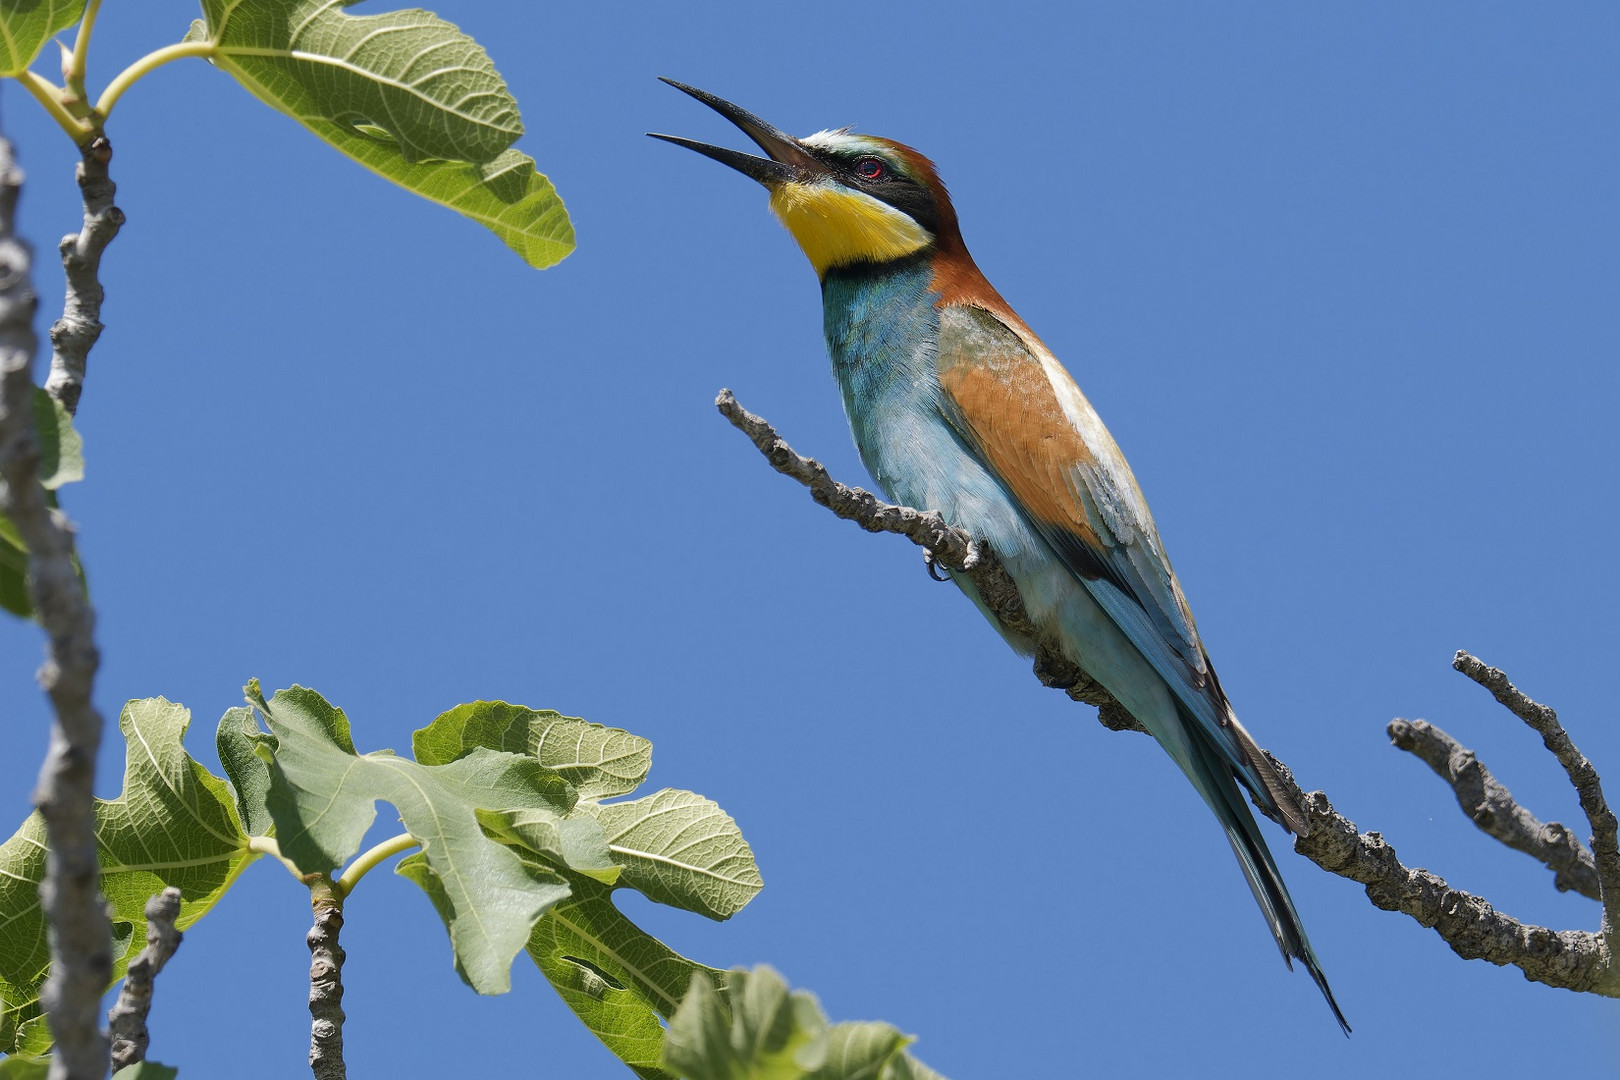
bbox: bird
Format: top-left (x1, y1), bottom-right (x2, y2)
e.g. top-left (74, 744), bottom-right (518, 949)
top-left (650, 78), bottom-right (1348, 1033)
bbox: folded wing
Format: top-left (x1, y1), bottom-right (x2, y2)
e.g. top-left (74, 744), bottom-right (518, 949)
top-left (934, 302), bottom-right (1305, 834)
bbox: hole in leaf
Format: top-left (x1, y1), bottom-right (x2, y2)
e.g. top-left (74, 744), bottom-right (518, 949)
top-left (339, 114), bottom-right (395, 145)
top-left (561, 954), bottom-right (627, 995)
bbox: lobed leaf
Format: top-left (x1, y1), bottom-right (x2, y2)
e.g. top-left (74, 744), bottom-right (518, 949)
top-left (0, 0), bottom-right (85, 77)
top-left (416, 701), bottom-right (651, 799)
top-left (591, 789), bottom-right (762, 921)
top-left (412, 700), bottom-right (764, 1068)
top-left (0, 699), bottom-right (254, 1054)
top-left (526, 875), bottom-right (729, 1080)
top-left (246, 684), bottom-right (600, 993)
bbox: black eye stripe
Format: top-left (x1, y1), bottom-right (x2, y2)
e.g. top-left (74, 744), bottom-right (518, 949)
top-left (810, 145), bottom-right (942, 235)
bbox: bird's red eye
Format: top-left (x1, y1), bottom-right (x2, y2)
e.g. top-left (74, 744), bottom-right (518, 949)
top-left (855, 158), bottom-right (886, 180)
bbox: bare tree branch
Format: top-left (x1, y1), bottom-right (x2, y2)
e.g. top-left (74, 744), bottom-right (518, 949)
top-left (716, 389), bottom-right (1620, 997)
top-left (43, 136), bottom-right (121, 416)
top-left (307, 875), bottom-right (347, 1080)
top-left (1283, 769), bottom-right (1610, 992)
top-left (0, 135), bottom-right (112, 1079)
top-left (107, 887), bottom-right (183, 1071)
top-left (1451, 650), bottom-right (1620, 938)
top-left (715, 389), bottom-right (1141, 734)
top-left (1389, 717), bottom-right (1599, 900)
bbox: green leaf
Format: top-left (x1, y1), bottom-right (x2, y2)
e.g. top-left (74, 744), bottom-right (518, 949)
top-left (664, 966), bottom-right (827, 1080)
top-left (215, 705), bottom-right (276, 837)
top-left (804, 1025), bottom-right (912, 1080)
top-left (882, 1054), bottom-right (947, 1080)
top-left (396, 849), bottom-right (570, 984)
top-left (0, 514), bottom-right (27, 618)
top-left (8, 1015), bottom-right (51, 1059)
top-left (415, 702), bottom-right (760, 917)
top-left (307, 136), bottom-right (573, 268)
top-left (31, 388), bottom-right (82, 490)
top-left (190, 0), bottom-right (519, 162)
top-left (475, 807), bottom-right (618, 885)
top-left (0, 0), bottom-right (85, 77)
top-left (591, 789), bottom-right (763, 920)
top-left (184, 3), bottom-right (574, 269)
top-left (415, 702), bottom-right (652, 800)
top-left (0, 391), bottom-right (87, 619)
top-left (0, 1056), bottom-right (49, 1080)
top-left (663, 969), bottom-right (948, 1080)
top-left (247, 684), bottom-right (586, 993)
top-left (113, 1062), bottom-right (179, 1080)
top-left (0, 699), bottom-right (255, 1054)
top-left (527, 875), bottom-right (728, 1080)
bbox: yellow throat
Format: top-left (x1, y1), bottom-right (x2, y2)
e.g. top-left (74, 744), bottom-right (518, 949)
top-left (769, 181), bottom-right (932, 277)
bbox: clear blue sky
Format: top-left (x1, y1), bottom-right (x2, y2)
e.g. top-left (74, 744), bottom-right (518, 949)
top-left (3, 2), bottom-right (1617, 1075)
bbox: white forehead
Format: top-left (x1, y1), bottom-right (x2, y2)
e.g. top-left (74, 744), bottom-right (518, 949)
top-left (799, 129), bottom-right (891, 157)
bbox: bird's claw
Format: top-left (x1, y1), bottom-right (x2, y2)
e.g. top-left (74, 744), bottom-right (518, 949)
top-left (924, 550), bottom-right (950, 582)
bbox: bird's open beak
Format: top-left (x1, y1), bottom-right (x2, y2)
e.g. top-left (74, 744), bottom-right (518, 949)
top-left (648, 78), bottom-right (826, 187)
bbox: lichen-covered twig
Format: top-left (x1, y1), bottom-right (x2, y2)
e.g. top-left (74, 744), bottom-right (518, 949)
top-left (715, 389), bottom-right (1141, 733)
top-left (1389, 716), bottom-right (1599, 900)
top-left (307, 875), bottom-right (347, 1080)
top-left (718, 389), bottom-right (1620, 997)
top-left (107, 887), bottom-right (183, 1071)
top-left (43, 136), bottom-right (121, 416)
top-left (1451, 651), bottom-right (1620, 937)
top-left (1281, 767), bottom-right (1611, 993)
top-left (0, 135), bottom-right (112, 1080)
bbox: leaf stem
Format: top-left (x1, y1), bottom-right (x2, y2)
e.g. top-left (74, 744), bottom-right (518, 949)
top-left (335, 833), bottom-right (420, 897)
top-left (95, 39), bottom-right (216, 123)
top-left (14, 69), bottom-right (92, 143)
top-left (66, 0), bottom-right (102, 91)
top-left (247, 835), bottom-right (308, 882)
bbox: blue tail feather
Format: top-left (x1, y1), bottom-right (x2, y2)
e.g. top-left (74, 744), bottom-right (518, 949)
top-left (1185, 719), bottom-right (1350, 1034)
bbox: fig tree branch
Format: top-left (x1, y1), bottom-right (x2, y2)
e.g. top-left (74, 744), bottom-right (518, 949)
top-left (1388, 714), bottom-right (1599, 900)
top-left (0, 132), bottom-right (112, 1080)
top-left (44, 137), bottom-right (122, 416)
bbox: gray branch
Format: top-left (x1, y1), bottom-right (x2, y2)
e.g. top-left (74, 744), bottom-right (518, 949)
top-left (717, 389), bottom-right (1620, 997)
top-left (307, 876), bottom-right (347, 1080)
top-left (1451, 650), bottom-right (1620, 937)
top-left (107, 888), bottom-right (184, 1071)
top-left (0, 138), bottom-right (112, 1079)
top-left (1389, 716), bottom-right (1599, 900)
top-left (1282, 768), bottom-right (1612, 993)
top-left (43, 137), bottom-right (121, 416)
top-left (715, 389), bottom-right (1141, 734)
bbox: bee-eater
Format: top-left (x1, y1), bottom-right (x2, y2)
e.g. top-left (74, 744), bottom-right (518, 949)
top-left (652, 79), bottom-right (1348, 1032)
